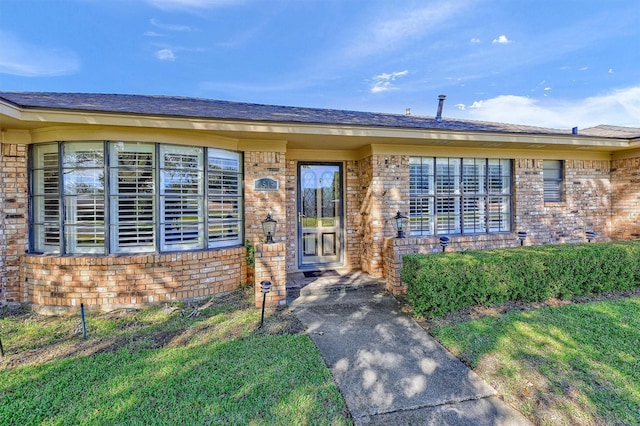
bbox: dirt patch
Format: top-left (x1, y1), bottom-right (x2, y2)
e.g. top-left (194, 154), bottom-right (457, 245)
top-left (259, 306), bottom-right (306, 336)
top-left (1, 288), bottom-right (305, 371)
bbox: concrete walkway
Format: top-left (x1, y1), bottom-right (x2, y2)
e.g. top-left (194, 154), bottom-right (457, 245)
top-left (288, 270), bottom-right (531, 426)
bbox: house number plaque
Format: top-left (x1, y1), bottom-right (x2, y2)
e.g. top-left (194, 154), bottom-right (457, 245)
top-left (254, 177), bottom-right (278, 191)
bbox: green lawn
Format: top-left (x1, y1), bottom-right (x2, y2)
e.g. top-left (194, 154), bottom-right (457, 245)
top-left (430, 296), bottom-right (640, 425)
top-left (0, 290), bottom-right (350, 426)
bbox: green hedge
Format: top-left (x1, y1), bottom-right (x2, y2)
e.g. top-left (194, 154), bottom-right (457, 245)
top-left (402, 241), bottom-right (640, 318)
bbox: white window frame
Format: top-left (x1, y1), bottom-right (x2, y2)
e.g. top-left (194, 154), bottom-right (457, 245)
top-left (410, 157), bottom-right (512, 236)
top-left (109, 142), bottom-right (157, 253)
top-left (31, 143), bottom-right (61, 253)
top-left (159, 145), bottom-right (205, 251)
top-left (207, 148), bottom-right (244, 248)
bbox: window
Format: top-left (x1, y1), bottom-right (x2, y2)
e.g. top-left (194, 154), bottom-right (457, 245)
top-left (160, 145), bottom-right (204, 251)
top-left (63, 142), bottom-right (105, 254)
top-left (207, 149), bottom-right (243, 247)
top-left (109, 142), bottom-right (156, 253)
top-left (30, 141), bottom-right (243, 254)
top-left (32, 144), bottom-right (61, 253)
top-left (410, 157), bottom-right (512, 236)
top-left (543, 160), bottom-right (563, 202)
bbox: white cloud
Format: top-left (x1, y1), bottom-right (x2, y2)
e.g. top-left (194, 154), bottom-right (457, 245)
top-left (345, 2), bottom-right (473, 60)
top-left (155, 49), bottom-right (176, 61)
top-left (150, 18), bottom-right (192, 32)
top-left (146, 0), bottom-right (236, 10)
top-left (580, 66), bottom-right (589, 71)
top-left (470, 38), bottom-right (481, 43)
top-left (0, 31), bottom-right (79, 77)
top-left (455, 86), bottom-right (640, 128)
top-left (369, 70), bottom-right (409, 93)
top-left (492, 35), bottom-right (511, 44)
top-left (608, 68), bottom-right (614, 74)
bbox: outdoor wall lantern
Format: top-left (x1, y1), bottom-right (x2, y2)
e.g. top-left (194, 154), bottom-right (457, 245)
top-left (517, 231), bottom-right (528, 246)
top-left (262, 213), bottom-right (277, 244)
top-left (439, 236), bottom-right (450, 252)
top-left (586, 231), bottom-right (596, 243)
top-left (392, 211), bottom-right (408, 238)
top-left (260, 280), bottom-right (272, 328)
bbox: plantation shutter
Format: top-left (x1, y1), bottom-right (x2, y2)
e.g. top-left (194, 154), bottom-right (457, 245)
top-left (462, 159), bottom-right (486, 233)
top-left (160, 145), bottom-right (204, 251)
top-left (543, 160), bottom-right (563, 202)
top-left (109, 142), bottom-right (156, 253)
top-left (32, 144), bottom-right (61, 253)
top-left (62, 142), bottom-right (105, 254)
top-left (487, 159), bottom-right (512, 232)
top-left (435, 158), bottom-right (461, 234)
top-left (207, 149), bottom-right (243, 247)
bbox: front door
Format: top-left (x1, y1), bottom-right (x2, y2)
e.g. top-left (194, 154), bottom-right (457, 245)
top-left (298, 163), bottom-right (343, 268)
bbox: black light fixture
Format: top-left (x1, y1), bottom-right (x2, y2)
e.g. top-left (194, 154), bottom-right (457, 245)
top-left (392, 211), bottom-right (408, 238)
top-left (517, 231), bottom-right (527, 246)
top-left (262, 213), bottom-right (277, 244)
top-left (585, 230), bottom-right (596, 243)
top-left (439, 236), bottom-right (450, 252)
top-left (259, 281), bottom-right (272, 328)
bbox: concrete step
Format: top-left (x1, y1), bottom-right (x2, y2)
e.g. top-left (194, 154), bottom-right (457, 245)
top-left (286, 270), bottom-right (385, 305)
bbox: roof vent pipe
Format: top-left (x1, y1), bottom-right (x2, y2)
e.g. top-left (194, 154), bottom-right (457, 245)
top-left (436, 95), bottom-right (446, 121)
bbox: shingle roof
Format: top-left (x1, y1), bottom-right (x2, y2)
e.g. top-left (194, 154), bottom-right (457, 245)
top-left (579, 125), bottom-right (640, 139)
top-left (0, 91), bottom-right (634, 138)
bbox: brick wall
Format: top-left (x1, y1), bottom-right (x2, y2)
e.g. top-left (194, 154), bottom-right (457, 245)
top-left (21, 247), bottom-right (247, 314)
top-left (611, 156), bottom-right (640, 240)
top-left (383, 234), bottom-right (520, 293)
top-left (285, 160), bottom-right (297, 271)
top-left (0, 143), bottom-right (28, 305)
top-left (244, 151), bottom-right (287, 245)
top-left (515, 159), bottom-right (611, 244)
top-left (358, 154), bottom-right (410, 275)
top-left (344, 160), bottom-right (362, 269)
top-left (4, 140), bottom-right (639, 312)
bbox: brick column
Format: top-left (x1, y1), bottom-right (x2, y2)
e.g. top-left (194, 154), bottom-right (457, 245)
top-left (0, 142), bottom-right (28, 305)
top-left (243, 149), bottom-right (287, 288)
top-left (244, 151), bottom-right (287, 245)
top-left (358, 154), bottom-right (410, 275)
top-left (254, 242), bottom-right (286, 307)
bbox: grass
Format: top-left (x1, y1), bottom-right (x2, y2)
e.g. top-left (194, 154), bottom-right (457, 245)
top-left (0, 290), bottom-right (351, 426)
top-left (430, 296), bottom-right (640, 425)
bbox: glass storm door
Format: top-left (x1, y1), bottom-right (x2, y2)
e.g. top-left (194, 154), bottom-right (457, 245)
top-left (298, 163), bottom-right (342, 267)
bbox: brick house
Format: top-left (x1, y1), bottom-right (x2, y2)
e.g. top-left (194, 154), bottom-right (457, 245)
top-left (0, 92), bottom-right (638, 313)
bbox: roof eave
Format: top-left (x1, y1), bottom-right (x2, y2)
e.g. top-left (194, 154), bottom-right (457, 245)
top-left (0, 102), bottom-right (634, 151)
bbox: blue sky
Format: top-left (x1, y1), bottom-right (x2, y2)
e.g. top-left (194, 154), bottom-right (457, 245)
top-left (1, 0), bottom-right (639, 129)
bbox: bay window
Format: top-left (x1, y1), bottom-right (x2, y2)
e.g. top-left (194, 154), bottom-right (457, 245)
top-left (30, 141), bottom-right (243, 254)
top-left (410, 157), bottom-right (512, 236)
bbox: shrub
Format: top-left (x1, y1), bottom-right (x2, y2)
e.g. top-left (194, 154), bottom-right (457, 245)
top-left (403, 241), bottom-right (640, 318)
